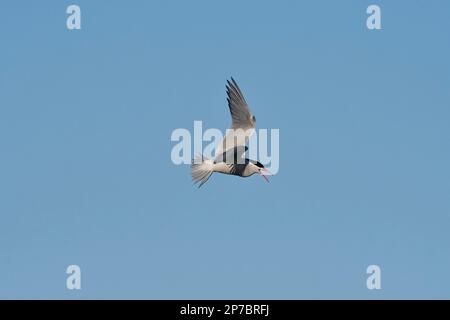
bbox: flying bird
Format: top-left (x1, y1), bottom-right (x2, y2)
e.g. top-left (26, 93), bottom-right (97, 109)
top-left (191, 78), bottom-right (271, 187)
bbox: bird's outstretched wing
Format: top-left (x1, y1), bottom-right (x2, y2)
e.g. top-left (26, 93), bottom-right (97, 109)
top-left (227, 77), bottom-right (255, 130)
top-left (214, 78), bottom-right (256, 158)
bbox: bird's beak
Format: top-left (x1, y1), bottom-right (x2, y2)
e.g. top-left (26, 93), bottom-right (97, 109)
top-left (260, 173), bottom-right (270, 183)
top-left (260, 168), bottom-right (271, 183)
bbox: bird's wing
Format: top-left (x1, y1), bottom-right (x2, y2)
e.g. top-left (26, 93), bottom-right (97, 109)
top-left (214, 78), bottom-right (256, 157)
top-left (214, 145), bottom-right (248, 164)
top-left (227, 77), bottom-right (255, 130)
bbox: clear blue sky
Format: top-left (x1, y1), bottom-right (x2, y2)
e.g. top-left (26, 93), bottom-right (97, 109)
top-left (1, 0), bottom-right (450, 299)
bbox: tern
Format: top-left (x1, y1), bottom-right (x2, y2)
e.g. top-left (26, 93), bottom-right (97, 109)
top-left (191, 78), bottom-right (271, 187)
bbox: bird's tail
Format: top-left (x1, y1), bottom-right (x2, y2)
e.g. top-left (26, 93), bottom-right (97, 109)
top-left (191, 154), bottom-right (214, 188)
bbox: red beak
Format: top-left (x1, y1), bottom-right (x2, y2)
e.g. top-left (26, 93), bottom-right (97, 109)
top-left (260, 174), bottom-right (270, 183)
top-left (260, 168), bottom-right (271, 183)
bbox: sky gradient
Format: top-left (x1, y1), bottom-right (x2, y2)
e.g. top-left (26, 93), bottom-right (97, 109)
top-left (1, 0), bottom-right (450, 299)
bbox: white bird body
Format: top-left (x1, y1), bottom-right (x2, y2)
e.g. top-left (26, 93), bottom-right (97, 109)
top-left (212, 162), bottom-right (233, 175)
top-left (191, 78), bottom-right (270, 187)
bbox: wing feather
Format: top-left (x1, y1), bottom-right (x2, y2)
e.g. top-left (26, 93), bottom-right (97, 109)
top-left (215, 78), bottom-right (256, 157)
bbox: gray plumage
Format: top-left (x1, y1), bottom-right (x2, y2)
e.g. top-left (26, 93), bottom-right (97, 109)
top-left (226, 77), bottom-right (255, 130)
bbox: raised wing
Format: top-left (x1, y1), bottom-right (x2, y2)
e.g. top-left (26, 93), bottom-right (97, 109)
top-left (214, 78), bottom-right (256, 157)
top-left (227, 77), bottom-right (255, 130)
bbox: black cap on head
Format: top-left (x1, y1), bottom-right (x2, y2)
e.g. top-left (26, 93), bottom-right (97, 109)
top-left (254, 161), bottom-right (265, 168)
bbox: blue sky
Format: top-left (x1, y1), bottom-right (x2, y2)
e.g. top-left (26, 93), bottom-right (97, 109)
top-left (1, 0), bottom-right (450, 299)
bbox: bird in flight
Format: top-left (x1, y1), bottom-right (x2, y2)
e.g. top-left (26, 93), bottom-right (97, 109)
top-left (191, 78), bottom-right (271, 187)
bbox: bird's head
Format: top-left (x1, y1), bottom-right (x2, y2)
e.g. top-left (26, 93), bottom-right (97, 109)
top-left (249, 161), bottom-right (271, 183)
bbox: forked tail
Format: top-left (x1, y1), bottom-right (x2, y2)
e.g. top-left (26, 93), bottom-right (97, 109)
top-left (191, 155), bottom-right (214, 188)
